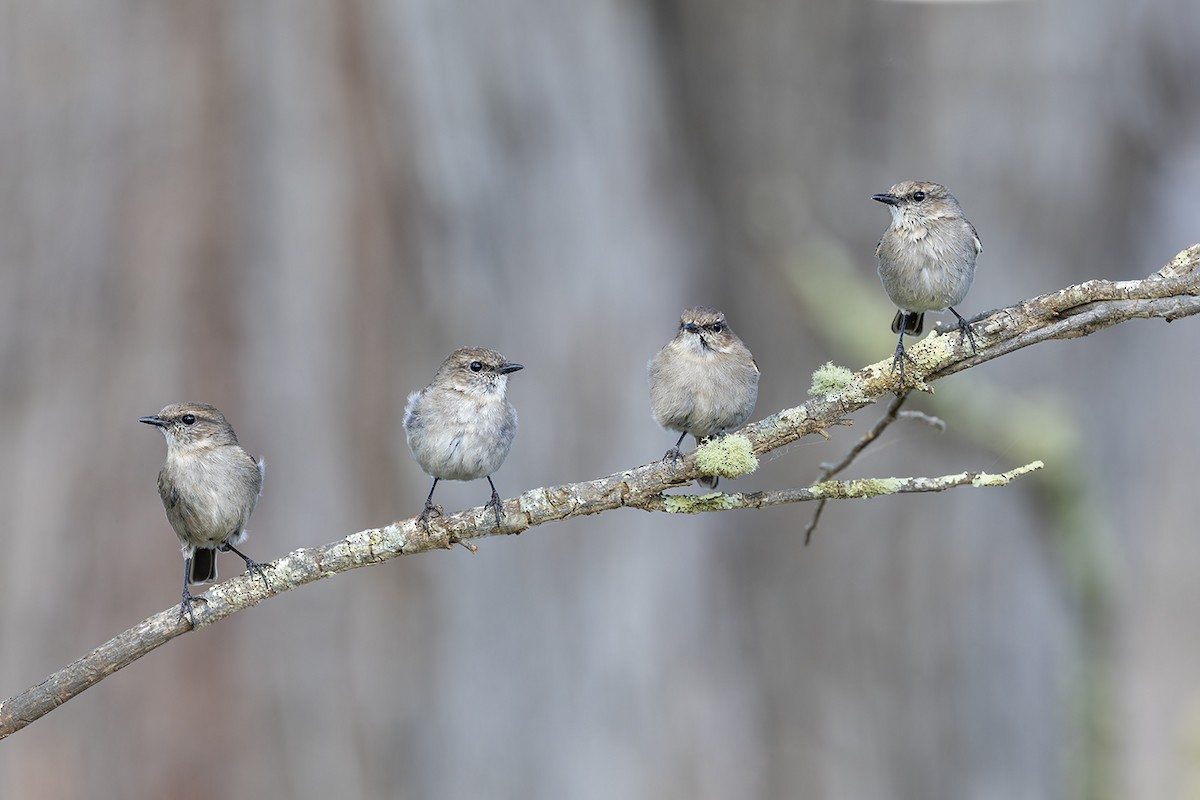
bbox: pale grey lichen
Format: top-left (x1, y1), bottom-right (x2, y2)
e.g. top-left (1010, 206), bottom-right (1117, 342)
top-left (972, 460), bottom-right (1044, 487)
top-left (663, 493), bottom-right (741, 513)
top-left (809, 477), bottom-right (904, 498)
top-left (695, 434), bottom-right (758, 479)
top-left (808, 362), bottom-right (855, 397)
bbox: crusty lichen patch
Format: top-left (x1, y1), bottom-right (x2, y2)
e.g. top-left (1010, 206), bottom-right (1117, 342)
top-left (695, 434), bottom-right (758, 480)
top-left (663, 493), bottom-right (741, 513)
top-left (809, 477), bottom-right (903, 498)
top-left (972, 460), bottom-right (1045, 487)
top-left (777, 405), bottom-right (808, 426)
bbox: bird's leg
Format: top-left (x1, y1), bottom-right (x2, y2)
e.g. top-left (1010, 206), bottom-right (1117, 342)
top-left (947, 307), bottom-right (978, 355)
top-left (662, 430), bottom-right (689, 465)
top-left (485, 476), bottom-right (504, 529)
top-left (180, 557), bottom-right (197, 626)
top-left (220, 542), bottom-right (270, 590)
top-left (418, 478), bottom-right (440, 532)
top-left (891, 314), bottom-right (917, 383)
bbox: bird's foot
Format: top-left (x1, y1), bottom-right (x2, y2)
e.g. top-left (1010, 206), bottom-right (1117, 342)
top-left (219, 543), bottom-right (270, 590)
top-left (956, 317), bottom-right (978, 355)
top-left (486, 486), bottom-right (504, 529)
top-left (890, 341), bottom-right (916, 384)
top-left (417, 499), bottom-right (442, 532)
top-left (242, 558), bottom-right (269, 590)
top-left (946, 307), bottom-right (979, 356)
top-left (179, 585), bottom-right (198, 627)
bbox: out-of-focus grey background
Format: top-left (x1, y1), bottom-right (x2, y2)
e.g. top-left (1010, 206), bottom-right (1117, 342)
top-left (1, 1), bottom-right (1197, 798)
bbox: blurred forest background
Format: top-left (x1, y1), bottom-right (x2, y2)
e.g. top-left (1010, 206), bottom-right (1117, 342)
top-left (1, 1), bottom-right (1198, 798)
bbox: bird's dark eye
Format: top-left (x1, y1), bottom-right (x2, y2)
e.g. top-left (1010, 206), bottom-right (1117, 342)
top-left (912, 191), bottom-right (926, 202)
top-left (684, 323), bottom-right (699, 334)
top-left (710, 322), bottom-right (724, 333)
top-left (470, 361), bottom-right (483, 372)
top-left (181, 414), bottom-right (196, 425)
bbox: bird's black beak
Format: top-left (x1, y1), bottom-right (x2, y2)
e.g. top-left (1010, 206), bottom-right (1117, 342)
top-left (872, 193), bottom-right (900, 206)
top-left (497, 362), bottom-right (524, 375)
top-left (139, 415), bottom-right (166, 427)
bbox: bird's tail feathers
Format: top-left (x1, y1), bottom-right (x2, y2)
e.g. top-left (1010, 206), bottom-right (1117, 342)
top-left (189, 548), bottom-right (218, 584)
top-left (891, 311), bottom-right (925, 336)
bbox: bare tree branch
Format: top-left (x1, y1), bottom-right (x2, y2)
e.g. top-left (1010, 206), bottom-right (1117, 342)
top-left (2, 245), bottom-right (1198, 739)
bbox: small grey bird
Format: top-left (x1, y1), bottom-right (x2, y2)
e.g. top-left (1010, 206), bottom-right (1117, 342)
top-left (140, 402), bottom-right (267, 625)
top-left (873, 180), bottom-right (982, 379)
top-left (404, 347), bottom-right (523, 530)
top-left (648, 306), bottom-right (760, 488)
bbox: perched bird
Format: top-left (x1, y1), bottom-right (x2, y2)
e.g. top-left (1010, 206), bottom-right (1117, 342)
top-left (648, 306), bottom-right (760, 488)
top-left (140, 402), bottom-right (267, 625)
top-left (873, 180), bottom-right (982, 379)
top-left (404, 347), bottom-right (523, 530)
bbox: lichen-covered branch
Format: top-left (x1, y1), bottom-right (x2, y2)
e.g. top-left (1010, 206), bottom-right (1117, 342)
top-left (2, 245), bottom-right (1198, 740)
top-left (634, 461), bottom-right (1043, 513)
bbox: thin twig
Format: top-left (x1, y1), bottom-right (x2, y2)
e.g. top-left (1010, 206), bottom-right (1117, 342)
top-left (632, 461), bottom-right (1044, 513)
top-left (803, 392), bottom-right (907, 544)
top-left (897, 410), bottom-right (945, 431)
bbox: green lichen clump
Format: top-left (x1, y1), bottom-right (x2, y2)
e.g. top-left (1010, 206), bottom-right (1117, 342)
top-left (694, 434), bottom-right (758, 480)
top-left (808, 362), bottom-right (855, 397)
top-left (663, 493), bottom-right (742, 514)
top-left (810, 477), bottom-right (903, 498)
